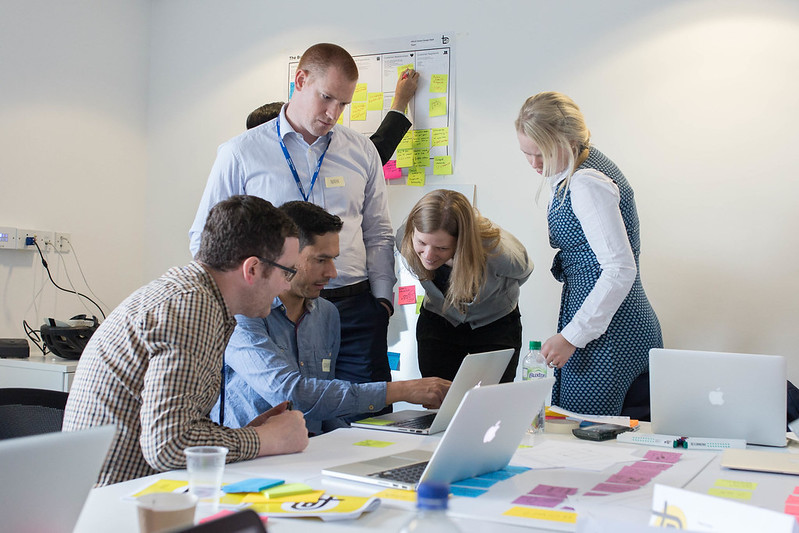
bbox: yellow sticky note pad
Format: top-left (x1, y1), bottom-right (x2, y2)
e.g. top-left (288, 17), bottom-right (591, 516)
top-left (429, 74), bottom-right (448, 93)
top-left (397, 64), bottom-right (414, 77)
top-left (263, 483), bottom-right (315, 499)
top-left (337, 112), bottom-right (344, 124)
top-left (412, 129), bottom-right (430, 149)
top-left (219, 492), bottom-right (248, 505)
top-left (242, 489), bottom-right (324, 504)
top-left (367, 92), bottom-right (384, 111)
top-left (434, 156), bottom-right (452, 175)
top-left (131, 479), bottom-right (187, 498)
top-left (353, 83), bottom-right (367, 102)
top-left (413, 149), bottom-right (430, 167)
top-left (503, 507), bottom-right (578, 524)
top-left (398, 131), bottom-right (413, 150)
top-left (350, 102), bottom-right (367, 121)
top-left (429, 97), bottom-right (447, 117)
top-left (714, 479), bottom-right (758, 490)
top-left (707, 488), bottom-right (752, 500)
top-left (432, 127), bottom-right (449, 147)
top-left (353, 439), bottom-right (395, 448)
top-left (396, 148), bottom-right (413, 168)
top-left (373, 488), bottom-right (417, 502)
top-left (407, 167), bottom-right (426, 186)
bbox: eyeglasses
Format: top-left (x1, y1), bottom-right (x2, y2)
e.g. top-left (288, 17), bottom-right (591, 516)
top-left (259, 258), bottom-right (297, 281)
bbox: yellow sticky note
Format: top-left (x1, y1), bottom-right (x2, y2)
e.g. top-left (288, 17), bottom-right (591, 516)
top-left (416, 295), bottom-right (424, 314)
top-left (131, 479), bottom-right (187, 498)
top-left (429, 97), bottom-right (447, 117)
top-left (355, 418), bottom-right (396, 426)
top-left (714, 479), bottom-right (758, 490)
top-left (397, 64), bottom-right (414, 77)
top-left (396, 148), bottom-right (413, 168)
top-left (412, 129), bottom-right (430, 149)
top-left (353, 83), bottom-right (367, 102)
top-left (707, 487), bottom-right (752, 500)
top-left (367, 92), bottom-right (384, 111)
top-left (353, 439), bottom-right (395, 448)
top-left (242, 489), bottom-right (324, 504)
top-left (350, 102), bottom-right (367, 121)
top-left (429, 74), bottom-right (448, 93)
top-left (219, 492), bottom-right (248, 505)
top-left (431, 127), bottom-right (449, 147)
top-left (413, 149), bottom-right (430, 167)
top-left (373, 488), bottom-right (417, 502)
top-left (337, 112), bottom-right (344, 125)
top-left (433, 156), bottom-right (452, 175)
top-left (398, 131), bottom-right (413, 150)
top-left (263, 483), bottom-right (315, 499)
top-left (503, 507), bottom-right (578, 523)
top-left (407, 167), bottom-right (426, 186)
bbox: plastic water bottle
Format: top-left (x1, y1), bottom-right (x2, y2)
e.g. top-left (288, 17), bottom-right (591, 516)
top-left (398, 482), bottom-right (461, 532)
top-left (522, 340), bottom-right (547, 434)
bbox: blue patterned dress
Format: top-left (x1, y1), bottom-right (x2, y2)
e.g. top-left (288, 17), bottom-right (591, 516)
top-left (548, 148), bottom-right (662, 415)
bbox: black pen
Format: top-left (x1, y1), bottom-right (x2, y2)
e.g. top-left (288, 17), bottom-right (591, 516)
top-left (285, 400), bottom-right (293, 411)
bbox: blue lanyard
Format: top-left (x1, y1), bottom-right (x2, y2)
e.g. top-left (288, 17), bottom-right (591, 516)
top-left (276, 117), bottom-right (330, 202)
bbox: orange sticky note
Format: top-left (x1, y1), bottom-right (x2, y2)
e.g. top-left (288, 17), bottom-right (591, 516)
top-left (398, 285), bottom-right (417, 305)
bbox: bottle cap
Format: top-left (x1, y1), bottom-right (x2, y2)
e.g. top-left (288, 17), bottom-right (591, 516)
top-left (416, 481), bottom-right (449, 510)
top-left (529, 341), bottom-right (542, 350)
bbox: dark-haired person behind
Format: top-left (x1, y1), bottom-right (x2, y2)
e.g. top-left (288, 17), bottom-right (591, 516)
top-left (214, 201), bottom-right (450, 434)
top-left (397, 189), bottom-right (534, 384)
top-left (245, 68), bottom-right (419, 166)
top-left (63, 196), bottom-right (309, 486)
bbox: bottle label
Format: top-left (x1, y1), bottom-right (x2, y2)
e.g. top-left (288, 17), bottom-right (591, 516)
top-left (523, 368), bottom-right (547, 380)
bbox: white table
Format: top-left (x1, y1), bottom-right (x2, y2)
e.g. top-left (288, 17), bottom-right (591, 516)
top-left (74, 426), bottom-right (799, 533)
top-left (0, 353), bottom-right (77, 391)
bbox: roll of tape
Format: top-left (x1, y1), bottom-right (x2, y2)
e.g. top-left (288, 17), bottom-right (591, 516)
top-left (545, 418), bottom-right (580, 434)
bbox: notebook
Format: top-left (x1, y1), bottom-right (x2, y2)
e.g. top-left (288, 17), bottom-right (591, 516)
top-left (350, 348), bottom-right (513, 435)
top-left (721, 448), bottom-right (799, 475)
top-left (0, 424), bottom-right (116, 533)
top-left (323, 377), bottom-right (555, 490)
top-left (650, 348), bottom-right (787, 447)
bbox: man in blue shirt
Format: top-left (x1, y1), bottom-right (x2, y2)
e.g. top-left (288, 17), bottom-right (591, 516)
top-left (213, 201), bottom-right (450, 435)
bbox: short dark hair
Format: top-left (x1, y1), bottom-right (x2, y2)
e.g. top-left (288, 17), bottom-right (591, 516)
top-left (246, 102), bottom-right (284, 130)
top-left (279, 201), bottom-right (343, 250)
top-left (196, 195), bottom-right (298, 271)
top-left (297, 43), bottom-right (358, 82)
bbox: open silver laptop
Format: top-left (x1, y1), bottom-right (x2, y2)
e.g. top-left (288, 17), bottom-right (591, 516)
top-left (0, 424), bottom-right (116, 533)
top-left (324, 377), bottom-right (554, 490)
top-left (650, 348), bottom-right (786, 447)
top-left (351, 348), bottom-right (513, 435)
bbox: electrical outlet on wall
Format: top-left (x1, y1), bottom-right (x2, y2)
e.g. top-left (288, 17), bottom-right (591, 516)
top-left (55, 232), bottom-right (71, 253)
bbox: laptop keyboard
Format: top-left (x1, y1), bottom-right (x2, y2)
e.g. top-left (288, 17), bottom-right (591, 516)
top-left (370, 461), bottom-right (429, 484)
top-left (391, 413), bottom-right (437, 429)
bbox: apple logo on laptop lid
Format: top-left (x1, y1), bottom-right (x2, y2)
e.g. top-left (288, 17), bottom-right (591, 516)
top-left (708, 387), bottom-right (725, 406)
top-left (483, 420), bottom-right (501, 443)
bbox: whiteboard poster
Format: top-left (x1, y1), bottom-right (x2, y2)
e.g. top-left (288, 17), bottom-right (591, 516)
top-left (287, 33), bottom-right (455, 184)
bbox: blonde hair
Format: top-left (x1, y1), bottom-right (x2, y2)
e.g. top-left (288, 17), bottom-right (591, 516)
top-left (515, 91), bottom-right (590, 200)
top-left (400, 190), bottom-right (500, 312)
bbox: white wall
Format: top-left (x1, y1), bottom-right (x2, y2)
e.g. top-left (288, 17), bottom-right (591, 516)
top-left (3, 0), bottom-right (799, 385)
top-left (0, 1), bottom-right (150, 340)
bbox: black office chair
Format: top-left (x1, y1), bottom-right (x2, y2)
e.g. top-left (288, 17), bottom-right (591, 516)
top-left (0, 387), bottom-right (69, 440)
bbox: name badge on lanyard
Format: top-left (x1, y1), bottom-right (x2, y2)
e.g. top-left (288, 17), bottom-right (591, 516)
top-left (276, 117), bottom-right (330, 202)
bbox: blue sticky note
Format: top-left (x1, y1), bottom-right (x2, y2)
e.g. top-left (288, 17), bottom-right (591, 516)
top-left (449, 485), bottom-right (488, 498)
top-left (476, 470), bottom-right (516, 481)
top-left (387, 352), bottom-right (400, 371)
top-left (500, 465), bottom-right (531, 475)
top-left (222, 477), bottom-right (284, 493)
top-left (451, 477), bottom-right (498, 488)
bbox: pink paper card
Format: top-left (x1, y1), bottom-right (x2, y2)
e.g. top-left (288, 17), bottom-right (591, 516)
top-left (398, 285), bottom-right (417, 305)
top-left (383, 160), bottom-right (402, 180)
top-left (513, 495), bottom-right (563, 508)
top-left (529, 484), bottom-right (578, 498)
top-left (643, 450), bottom-right (682, 463)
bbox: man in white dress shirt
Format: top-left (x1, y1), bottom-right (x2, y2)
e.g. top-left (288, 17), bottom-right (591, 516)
top-left (190, 43), bottom-right (396, 417)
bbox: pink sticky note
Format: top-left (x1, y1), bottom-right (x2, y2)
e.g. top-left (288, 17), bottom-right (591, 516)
top-left (592, 482), bottom-right (640, 493)
top-left (398, 285), bottom-right (417, 305)
top-left (529, 484), bottom-right (578, 498)
top-left (513, 494), bottom-right (563, 508)
top-left (383, 160), bottom-right (402, 180)
top-left (643, 450), bottom-right (682, 463)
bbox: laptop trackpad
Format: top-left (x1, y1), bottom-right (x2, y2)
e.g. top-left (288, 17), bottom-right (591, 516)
top-left (363, 449), bottom-right (432, 469)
